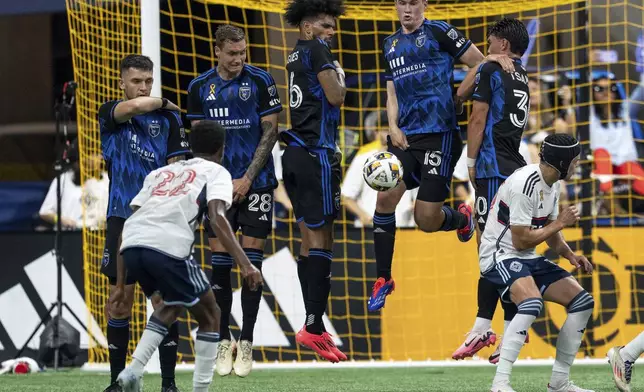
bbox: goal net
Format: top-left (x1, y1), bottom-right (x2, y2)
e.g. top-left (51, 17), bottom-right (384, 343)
top-left (67, 0), bottom-right (644, 365)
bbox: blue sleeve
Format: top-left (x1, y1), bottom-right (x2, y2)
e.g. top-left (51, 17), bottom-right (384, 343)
top-left (186, 78), bottom-right (206, 121)
top-left (429, 21), bottom-right (472, 59)
top-left (256, 72), bottom-right (283, 117)
top-left (164, 111), bottom-right (192, 160)
top-left (98, 100), bottom-right (120, 134)
top-left (472, 63), bottom-right (498, 103)
top-left (311, 39), bottom-right (336, 74)
top-left (382, 40), bottom-right (392, 81)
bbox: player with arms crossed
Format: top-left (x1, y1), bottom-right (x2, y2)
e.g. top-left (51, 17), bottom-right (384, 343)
top-left (481, 134), bottom-right (595, 392)
top-left (451, 18), bottom-right (531, 363)
top-left (114, 121), bottom-right (263, 392)
top-left (368, 0), bottom-right (494, 311)
top-left (186, 24), bottom-right (282, 377)
top-left (99, 54), bottom-right (191, 392)
top-left (281, 0), bottom-right (347, 362)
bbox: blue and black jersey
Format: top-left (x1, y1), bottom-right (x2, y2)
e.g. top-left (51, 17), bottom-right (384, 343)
top-left (99, 100), bottom-right (191, 219)
top-left (473, 59), bottom-right (529, 178)
top-left (383, 19), bottom-right (471, 139)
top-left (283, 38), bottom-right (340, 151)
top-left (186, 64), bottom-right (282, 190)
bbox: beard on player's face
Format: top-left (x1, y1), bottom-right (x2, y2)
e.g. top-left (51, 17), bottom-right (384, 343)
top-left (306, 16), bottom-right (336, 46)
top-left (396, 0), bottom-right (426, 30)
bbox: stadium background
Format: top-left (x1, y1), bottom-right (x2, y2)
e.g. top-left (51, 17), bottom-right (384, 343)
top-left (0, 0), bottom-right (643, 370)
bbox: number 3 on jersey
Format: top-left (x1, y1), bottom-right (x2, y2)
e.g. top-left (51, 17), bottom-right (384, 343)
top-left (510, 89), bottom-right (529, 129)
top-left (151, 169), bottom-right (196, 196)
top-left (289, 72), bottom-right (303, 109)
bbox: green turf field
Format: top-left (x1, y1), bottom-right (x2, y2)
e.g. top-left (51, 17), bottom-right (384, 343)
top-left (0, 365), bottom-right (630, 391)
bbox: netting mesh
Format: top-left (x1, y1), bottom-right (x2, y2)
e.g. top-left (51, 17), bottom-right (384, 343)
top-left (67, 0), bottom-right (644, 363)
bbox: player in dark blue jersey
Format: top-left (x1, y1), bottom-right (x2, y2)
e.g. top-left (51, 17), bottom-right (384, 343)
top-left (186, 25), bottom-right (282, 377)
top-left (450, 18), bottom-right (532, 363)
top-left (281, 0), bottom-right (348, 363)
top-left (368, 0), bottom-right (487, 312)
top-left (98, 55), bottom-right (190, 392)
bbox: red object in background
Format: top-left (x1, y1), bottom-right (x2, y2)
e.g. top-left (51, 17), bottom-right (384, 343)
top-left (13, 362), bottom-right (29, 374)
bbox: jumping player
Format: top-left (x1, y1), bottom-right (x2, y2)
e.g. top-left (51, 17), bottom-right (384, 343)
top-left (481, 134), bottom-right (594, 392)
top-left (281, 0), bottom-right (347, 362)
top-left (368, 0), bottom-right (488, 311)
top-left (186, 24), bottom-right (282, 377)
top-left (114, 120), bottom-right (262, 392)
top-left (451, 18), bottom-right (531, 363)
top-left (99, 54), bottom-right (191, 392)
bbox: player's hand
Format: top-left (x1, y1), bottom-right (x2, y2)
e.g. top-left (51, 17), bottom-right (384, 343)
top-left (468, 167), bottom-right (477, 191)
top-left (485, 54), bottom-right (515, 73)
top-left (241, 264), bottom-right (263, 291)
top-left (556, 205), bottom-right (580, 227)
top-left (163, 100), bottom-right (181, 112)
top-left (389, 126), bottom-right (410, 150)
top-left (567, 254), bottom-right (594, 274)
top-left (232, 176), bottom-right (252, 204)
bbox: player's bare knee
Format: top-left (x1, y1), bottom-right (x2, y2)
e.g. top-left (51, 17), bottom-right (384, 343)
top-left (376, 186), bottom-right (404, 213)
top-left (414, 208), bottom-right (442, 233)
top-left (509, 277), bottom-right (540, 305)
top-left (150, 292), bottom-right (164, 310)
top-left (307, 226), bottom-right (333, 250)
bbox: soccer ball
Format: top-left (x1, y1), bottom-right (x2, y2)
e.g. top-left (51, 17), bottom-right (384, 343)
top-left (362, 151), bottom-right (403, 191)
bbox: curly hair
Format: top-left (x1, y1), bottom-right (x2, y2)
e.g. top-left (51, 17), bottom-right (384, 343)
top-left (488, 18), bottom-right (530, 56)
top-left (284, 0), bottom-right (346, 27)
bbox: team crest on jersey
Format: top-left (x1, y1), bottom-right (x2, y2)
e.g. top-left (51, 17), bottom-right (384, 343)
top-left (415, 34), bottom-right (426, 48)
top-left (102, 251), bottom-right (110, 267)
top-left (179, 127), bottom-right (186, 139)
top-left (509, 261), bottom-right (523, 273)
top-left (148, 120), bottom-right (161, 137)
top-left (239, 82), bottom-right (251, 101)
top-left (447, 29), bottom-right (459, 41)
top-left (268, 85), bottom-right (277, 97)
top-left (539, 190), bottom-right (544, 201)
top-left (475, 72), bottom-right (480, 85)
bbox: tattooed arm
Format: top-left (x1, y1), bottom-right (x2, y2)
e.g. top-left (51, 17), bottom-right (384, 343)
top-left (231, 113), bottom-right (279, 203)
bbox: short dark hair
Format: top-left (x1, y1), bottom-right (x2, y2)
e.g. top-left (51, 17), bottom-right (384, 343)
top-left (544, 133), bottom-right (578, 148)
top-left (190, 121), bottom-right (226, 155)
top-left (284, 0), bottom-right (345, 27)
top-left (215, 25), bottom-right (245, 48)
top-left (119, 54), bottom-right (154, 75)
top-left (488, 18), bottom-right (530, 57)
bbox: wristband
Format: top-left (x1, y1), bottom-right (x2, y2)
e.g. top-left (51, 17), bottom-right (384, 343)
top-left (466, 157), bottom-right (476, 168)
top-left (161, 97), bottom-right (169, 109)
top-left (335, 67), bottom-right (346, 79)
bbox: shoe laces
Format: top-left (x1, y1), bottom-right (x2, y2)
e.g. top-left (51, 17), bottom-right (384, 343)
top-left (625, 360), bottom-right (633, 383)
top-left (217, 343), bottom-right (229, 358)
top-left (240, 342), bottom-right (253, 361)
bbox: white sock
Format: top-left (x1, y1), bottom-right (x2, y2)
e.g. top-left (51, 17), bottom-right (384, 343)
top-left (621, 331), bottom-right (644, 363)
top-left (503, 320), bottom-right (511, 335)
top-left (129, 317), bottom-right (168, 377)
top-left (473, 317), bottom-right (492, 333)
top-left (550, 291), bottom-right (594, 389)
top-left (193, 331), bottom-right (220, 392)
top-left (494, 298), bottom-right (542, 385)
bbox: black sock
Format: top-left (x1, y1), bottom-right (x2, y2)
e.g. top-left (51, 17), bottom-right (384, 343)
top-left (297, 255), bottom-right (309, 312)
top-left (373, 211), bottom-right (396, 281)
top-left (107, 317), bottom-right (130, 384)
top-left (305, 249), bottom-right (333, 335)
top-left (240, 248), bottom-right (263, 342)
top-left (501, 296), bottom-right (519, 321)
top-left (476, 277), bottom-right (499, 320)
top-left (439, 206), bottom-right (468, 231)
top-left (211, 252), bottom-right (233, 341)
top-left (159, 321), bottom-right (178, 387)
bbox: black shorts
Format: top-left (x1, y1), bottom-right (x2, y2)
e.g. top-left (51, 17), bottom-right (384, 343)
top-left (122, 247), bottom-right (210, 306)
top-left (475, 177), bottom-right (504, 232)
top-left (388, 131), bottom-right (463, 203)
top-left (282, 146), bottom-right (342, 229)
top-left (205, 189), bottom-right (274, 239)
top-left (101, 216), bottom-right (136, 286)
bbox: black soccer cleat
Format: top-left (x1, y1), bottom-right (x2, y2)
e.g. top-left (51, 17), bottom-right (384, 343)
top-left (103, 382), bottom-right (123, 392)
top-left (161, 384), bottom-right (180, 392)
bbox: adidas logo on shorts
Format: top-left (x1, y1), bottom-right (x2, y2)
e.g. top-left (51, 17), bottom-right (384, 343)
top-left (259, 214), bottom-right (268, 221)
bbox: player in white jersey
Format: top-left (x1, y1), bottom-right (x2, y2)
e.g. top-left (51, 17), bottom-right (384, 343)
top-left (113, 121), bottom-right (262, 392)
top-left (480, 134), bottom-right (595, 392)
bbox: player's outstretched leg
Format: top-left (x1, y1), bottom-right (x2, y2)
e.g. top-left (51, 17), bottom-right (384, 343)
top-left (235, 247), bottom-right (264, 377)
top-left (368, 185), bottom-right (406, 312)
top-left (187, 290), bottom-right (222, 392)
top-left (105, 284), bottom-right (135, 392)
top-left (608, 331), bottom-right (644, 392)
top-left (452, 277), bottom-right (498, 360)
top-left (150, 294), bottom-right (180, 392)
top-left (545, 281), bottom-right (595, 392)
top-left (210, 252), bottom-right (235, 376)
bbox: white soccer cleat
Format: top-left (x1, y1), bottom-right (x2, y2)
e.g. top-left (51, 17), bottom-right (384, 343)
top-left (216, 339), bottom-right (235, 376)
top-left (116, 367), bottom-right (142, 392)
top-left (233, 340), bottom-right (253, 377)
top-left (608, 346), bottom-right (633, 392)
top-left (490, 380), bottom-right (516, 392)
top-left (547, 381), bottom-right (595, 392)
